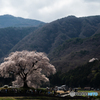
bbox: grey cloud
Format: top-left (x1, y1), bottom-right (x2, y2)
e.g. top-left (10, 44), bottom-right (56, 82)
top-left (84, 0), bottom-right (100, 2)
top-left (0, 0), bottom-right (100, 22)
top-left (0, 0), bottom-right (9, 8)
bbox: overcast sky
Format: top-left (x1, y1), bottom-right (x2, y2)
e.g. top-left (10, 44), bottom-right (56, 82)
top-left (0, 0), bottom-right (100, 22)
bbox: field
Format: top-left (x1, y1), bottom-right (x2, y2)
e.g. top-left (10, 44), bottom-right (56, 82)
top-left (0, 96), bottom-right (61, 100)
top-left (0, 96), bottom-right (76, 100)
top-left (0, 96), bottom-right (90, 100)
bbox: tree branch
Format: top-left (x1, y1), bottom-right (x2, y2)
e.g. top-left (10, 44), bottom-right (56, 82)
top-left (27, 61), bottom-right (38, 75)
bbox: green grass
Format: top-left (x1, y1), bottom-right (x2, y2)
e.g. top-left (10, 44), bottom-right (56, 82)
top-left (0, 97), bottom-right (16, 100)
top-left (0, 96), bottom-right (66, 100)
top-left (0, 96), bottom-right (87, 100)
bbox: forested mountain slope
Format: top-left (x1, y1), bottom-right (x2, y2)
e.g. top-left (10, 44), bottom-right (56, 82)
top-left (49, 33), bottom-right (100, 72)
top-left (11, 15), bottom-right (100, 53)
top-left (11, 15), bottom-right (100, 71)
top-left (0, 27), bottom-right (38, 61)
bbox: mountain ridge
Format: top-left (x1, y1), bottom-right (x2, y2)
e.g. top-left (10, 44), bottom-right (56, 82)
top-left (0, 14), bottom-right (45, 28)
top-left (11, 15), bottom-right (100, 51)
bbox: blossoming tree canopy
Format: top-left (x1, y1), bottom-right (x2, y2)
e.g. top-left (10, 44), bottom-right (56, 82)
top-left (0, 50), bottom-right (56, 88)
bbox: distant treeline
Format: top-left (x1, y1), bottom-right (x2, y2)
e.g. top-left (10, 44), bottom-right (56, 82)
top-left (49, 60), bottom-right (100, 88)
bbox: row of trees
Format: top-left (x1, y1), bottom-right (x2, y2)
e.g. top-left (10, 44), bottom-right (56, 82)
top-left (0, 50), bottom-right (56, 88)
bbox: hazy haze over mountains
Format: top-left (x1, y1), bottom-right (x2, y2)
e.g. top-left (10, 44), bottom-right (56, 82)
top-left (0, 14), bottom-right (45, 28)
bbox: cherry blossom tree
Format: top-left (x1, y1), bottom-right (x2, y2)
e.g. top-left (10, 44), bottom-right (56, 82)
top-left (0, 50), bottom-right (56, 88)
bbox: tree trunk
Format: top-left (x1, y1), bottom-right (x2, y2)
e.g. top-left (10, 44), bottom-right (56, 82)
top-left (23, 81), bottom-right (28, 88)
top-left (23, 74), bottom-right (28, 88)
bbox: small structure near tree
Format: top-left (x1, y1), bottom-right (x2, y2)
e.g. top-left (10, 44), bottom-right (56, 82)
top-left (89, 58), bottom-right (99, 62)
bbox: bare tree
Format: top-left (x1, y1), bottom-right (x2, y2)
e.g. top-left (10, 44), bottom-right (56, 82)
top-left (0, 50), bottom-right (56, 88)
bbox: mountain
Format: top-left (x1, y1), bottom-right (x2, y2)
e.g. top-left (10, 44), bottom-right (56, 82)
top-left (0, 14), bottom-right (45, 28)
top-left (10, 15), bottom-right (100, 71)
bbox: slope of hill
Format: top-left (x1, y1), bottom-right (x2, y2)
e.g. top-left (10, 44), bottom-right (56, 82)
top-left (0, 27), bottom-right (38, 61)
top-left (0, 14), bottom-right (45, 28)
top-left (11, 15), bottom-right (100, 53)
top-left (49, 32), bottom-right (100, 72)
